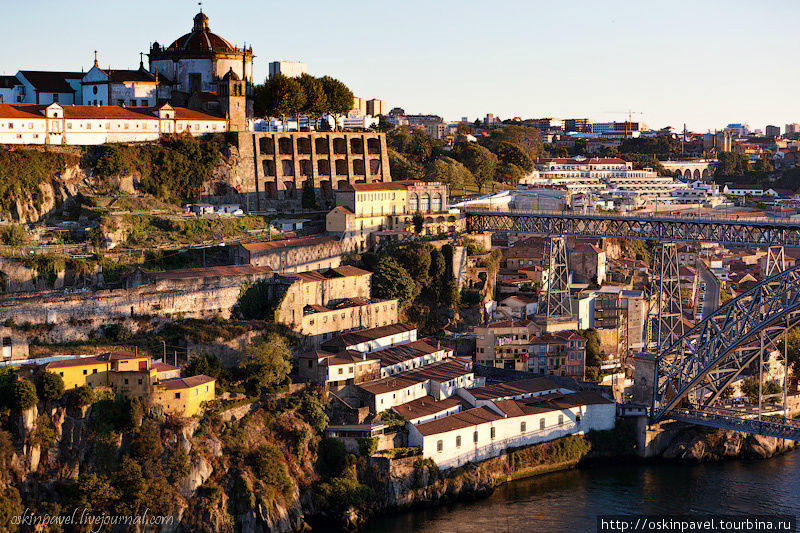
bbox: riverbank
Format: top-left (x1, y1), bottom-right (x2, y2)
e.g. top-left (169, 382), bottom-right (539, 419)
top-left (362, 447), bottom-right (800, 533)
top-left (348, 423), bottom-right (797, 531)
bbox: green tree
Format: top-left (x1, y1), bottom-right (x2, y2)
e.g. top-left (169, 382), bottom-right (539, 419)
top-left (12, 379), bottom-right (37, 410)
top-left (425, 156), bottom-right (473, 192)
top-left (247, 444), bottom-right (294, 497)
top-left (716, 151), bottom-right (751, 178)
top-left (254, 73), bottom-right (307, 130)
top-left (497, 162), bottom-right (525, 186)
top-left (320, 76), bottom-right (354, 131)
top-left (440, 274), bottom-right (460, 308)
top-left (297, 73), bottom-right (328, 130)
top-left (113, 456), bottom-right (146, 514)
top-left (494, 141), bottom-right (534, 172)
top-left (240, 333), bottom-right (292, 394)
top-left (372, 256), bottom-right (416, 306)
top-left (394, 242), bottom-right (433, 289)
top-left (69, 384), bottom-right (95, 407)
top-left (75, 473), bottom-right (118, 514)
top-left (485, 125), bottom-right (544, 161)
top-left (35, 371), bottom-right (64, 402)
top-left (302, 179), bottom-right (318, 209)
top-left (388, 149), bottom-right (422, 180)
top-left (0, 224), bottom-right (27, 246)
top-left (0, 487), bottom-right (23, 533)
top-left (412, 213), bottom-right (424, 233)
top-left (454, 143), bottom-right (498, 192)
top-left (130, 420), bottom-right (163, 468)
top-left (578, 328), bottom-right (603, 374)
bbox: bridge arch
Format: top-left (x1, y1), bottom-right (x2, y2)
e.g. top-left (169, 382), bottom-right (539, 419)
top-left (683, 169), bottom-right (692, 179)
top-left (693, 169), bottom-right (701, 180)
top-left (652, 266), bottom-right (800, 421)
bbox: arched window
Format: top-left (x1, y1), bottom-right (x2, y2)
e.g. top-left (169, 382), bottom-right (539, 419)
top-left (409, 193), bottom-right (418, 212)
top-left (420, 193), bottom-right (430, 212)
top-left (431, 193), bottom-right (442, 212)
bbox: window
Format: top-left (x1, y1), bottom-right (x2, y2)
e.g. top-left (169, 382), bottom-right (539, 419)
top-left (138, 379), bottom-right (143, 385)
top-left (490, 427), bottom-right (496, 439)
top-left (521, 422), bottom-right (526, 433)
top-left (473, 431), bottom-right (478, 443)
top-left (558, 414), bottom-right (564, 425)
top-left (174, 392), bottom-right (181, 399)
top-left (83, 369), bottom-right (87, 375)
top-left (117, 99), bottom-right (124, 106)
top-left (456, 435), bottom-right (461, 448)
top-left (124, 379), bottom-right (129, 385)
top-left (52, 94), bottom-right (59, 103)
top-left (92, 369), bottom-right (97, 374)
top-left (59, 372), bottom-right (64, 377)
top-left (437, 440), bottom-right (443, 452)
top-left (338, 368), bottom-right (343, 375)
top-left (540, 418), bottom-right (545, 430)
top-left (308, 360), bottom-right (313, 368)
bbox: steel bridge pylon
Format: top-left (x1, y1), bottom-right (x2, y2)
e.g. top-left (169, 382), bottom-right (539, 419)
top-left (646, 242), bottom-right (684, 356)
top-left (539, 235), bottom-right (572, 320)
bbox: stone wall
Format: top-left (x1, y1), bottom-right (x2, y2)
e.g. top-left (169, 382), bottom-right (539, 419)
top-left (231, 132), bottom-right (391, 210)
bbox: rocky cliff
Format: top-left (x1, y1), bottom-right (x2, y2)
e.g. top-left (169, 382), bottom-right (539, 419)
top-left (661, 426), bottom-right (797, 462)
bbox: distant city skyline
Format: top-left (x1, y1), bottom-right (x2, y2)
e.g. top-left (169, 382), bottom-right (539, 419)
top-left (2, 0), bottom-right (797, 133)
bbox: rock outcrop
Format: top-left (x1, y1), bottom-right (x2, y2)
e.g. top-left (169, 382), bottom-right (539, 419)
top-left (661, 427), bottom-right (796, 462)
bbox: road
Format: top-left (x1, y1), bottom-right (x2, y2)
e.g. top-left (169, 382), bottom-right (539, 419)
top-left (697, 260), bottom-right (720, 319)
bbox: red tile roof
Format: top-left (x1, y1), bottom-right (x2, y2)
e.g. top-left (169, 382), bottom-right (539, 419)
top-left (146, 264), bottom-right (273, 281)
top-left (467, 377), bottom-right (560, 401)
top-left (415, 405), bottom-right (502, 436)
top-left (241, 235), bottom-right (339, 254)
top-left (391, 395), bottom-right (462, 420)
top-left (159, 374), bottom-right (215, 390)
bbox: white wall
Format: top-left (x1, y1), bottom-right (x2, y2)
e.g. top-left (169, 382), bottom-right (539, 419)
top-left (374, 380), bottom-right (429, 411)
top-left (409, 402), bottom-right (616, 470)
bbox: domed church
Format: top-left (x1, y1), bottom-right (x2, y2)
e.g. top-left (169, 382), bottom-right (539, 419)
top-left (148, 10), bottom-right (254, 126)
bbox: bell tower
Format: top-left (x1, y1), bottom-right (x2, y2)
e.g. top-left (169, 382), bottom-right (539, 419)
top-left (219, 68), bottom-right (247, 132)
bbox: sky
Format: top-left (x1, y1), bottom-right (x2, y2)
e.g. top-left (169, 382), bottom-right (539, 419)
top-left (2, 0), bottom-right (797, 132)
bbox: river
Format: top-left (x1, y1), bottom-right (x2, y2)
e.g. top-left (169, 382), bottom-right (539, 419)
top-left (364, 451), bottom-right (800, 533)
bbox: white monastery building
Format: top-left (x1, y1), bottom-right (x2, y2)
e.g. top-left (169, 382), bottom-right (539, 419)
top-left (0, 103), bottom-right (226, 145)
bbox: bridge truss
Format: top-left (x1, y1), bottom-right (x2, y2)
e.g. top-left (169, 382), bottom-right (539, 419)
top-left (465, 210), bottom-right (800, 247)
top-left (652, 264), bottom-right (800, 439)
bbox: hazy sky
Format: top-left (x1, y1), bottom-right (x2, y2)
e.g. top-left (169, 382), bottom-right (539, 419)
top-left (2, 0), bottom-right (796, 132)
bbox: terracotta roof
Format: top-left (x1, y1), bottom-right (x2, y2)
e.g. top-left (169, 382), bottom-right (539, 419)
top-left (0, 103), bottom-right (224, 121)
top-left (391, 395), bottom-right (462, 420)
top-left (98, 68), bottom-right (157, 83)
top-left (483, 319), bottom-right (532, 329)
top-left (159, 374), bottom-right (215, 390)
top-left (0, 75), bottom-right (18, 89)
top-left (467, 377), bottom-right (560, 401)
top-left (323, 323), bottom-right (415, 349)
top-left (370, 338), bottom-right (444, 367)
top-left (152, 362), bottom-right (180, 372)
top-left (146, 264), bottom-right (272, 281)
top-left (322, 350), bottom-right (380, 366)
top-left (414, 405), bottom-right (502, 436)
top-left (45, 356), bottom-right (108, 370)
top-left (357, 359), bottom-right (472, 396)
top-left (337, 180), bottom-right (419, 192)
top-left (18, 70), bottom-right (82, 93)
top-left (108, 350), bottom-right (142, 361)
top-left (241, 235), bottom-right (339, 254)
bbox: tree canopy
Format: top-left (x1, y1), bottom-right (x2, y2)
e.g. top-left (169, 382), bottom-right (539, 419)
top-left (371, 256), bottom-right (416, 306)
top-left (240, 333), bottom-right (292, 394)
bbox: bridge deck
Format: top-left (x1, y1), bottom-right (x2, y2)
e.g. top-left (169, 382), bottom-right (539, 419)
top-left (669, 408), bottom-right (800, 441)
top-left (465, 208), bottom-right (800, 246)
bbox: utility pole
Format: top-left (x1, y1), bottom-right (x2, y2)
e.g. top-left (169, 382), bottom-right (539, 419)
top-left (162, 340), bottom-right (166, 362)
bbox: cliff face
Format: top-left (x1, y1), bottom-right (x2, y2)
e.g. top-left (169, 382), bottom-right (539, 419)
top-left (661, 427), bottom-right (797, 462)
top-left (2, 398), bottom-right (310, 533)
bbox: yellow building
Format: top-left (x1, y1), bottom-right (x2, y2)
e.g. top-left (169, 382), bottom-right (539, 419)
top-left (45, 356), bottom-right (111, 390)
top-left (153, 375), bottom-right (216, 417)
top-left (326, 180), bottom-right (463, 248)
top-left (39, 351), bottom-right (211, 417)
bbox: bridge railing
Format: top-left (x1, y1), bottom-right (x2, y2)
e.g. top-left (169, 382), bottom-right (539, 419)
top-left (463, 207), bottom-right (800, 228)
top-left (671, 408), bottom-right (800, 440)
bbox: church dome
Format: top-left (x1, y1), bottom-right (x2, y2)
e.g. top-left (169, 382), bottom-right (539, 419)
top-left (222, 68), bottom-right (240, 81)
top-left (166, 12), bottom-right (235, 54)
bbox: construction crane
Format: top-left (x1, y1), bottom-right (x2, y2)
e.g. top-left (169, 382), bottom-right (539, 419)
top-left (604, 110), bottom-right (644, 139)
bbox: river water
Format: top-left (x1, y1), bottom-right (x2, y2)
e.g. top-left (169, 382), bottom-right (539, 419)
top-left (364, 451), bottom-right (800, 533)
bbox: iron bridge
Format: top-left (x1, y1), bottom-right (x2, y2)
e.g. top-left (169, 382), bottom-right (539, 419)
top-left (652, 264), bottom-right (800, 440)
top-left (465, 208), bottom-right (800, 246)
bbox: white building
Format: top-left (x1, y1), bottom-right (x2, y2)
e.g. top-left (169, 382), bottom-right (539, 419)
top-left (407, 390), bottom-right (615, 469)
top-left (268, 60), bottom-right (307, 79)
top-left (15, 70), bottom-right (84, 105)
top-left (0, 103), bottom-right (226, 145)
top-left (81, 63), bottom-right (160, 107)
top-left (721, 185), bottom-right (778, 197)
top-left (149, 11), bottom-right (254, 96)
